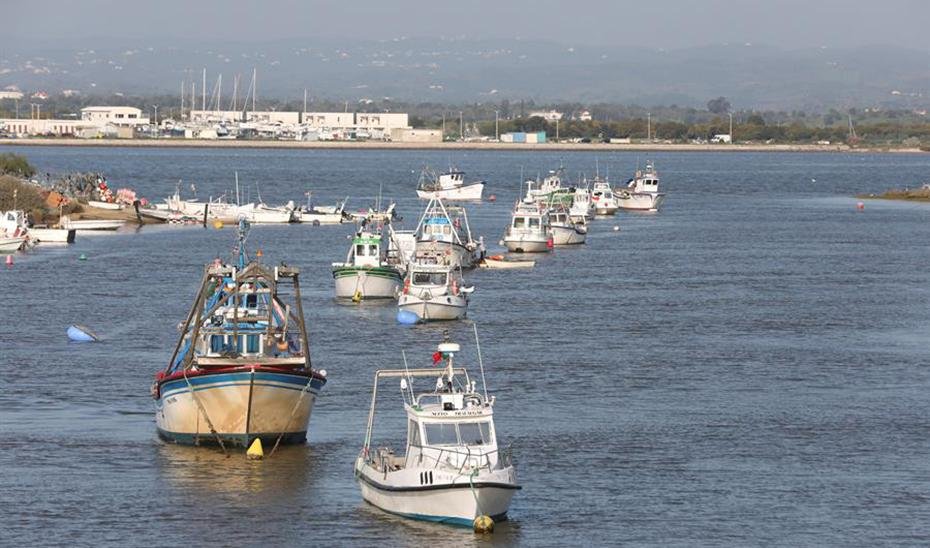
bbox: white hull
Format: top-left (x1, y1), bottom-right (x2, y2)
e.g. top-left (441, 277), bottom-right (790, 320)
top-left (59, 218), bottom-right (126, 231)
top-left (155, 370), bottom-right (323, 446)
top-left (618, 192), bottom-right (665, 211)
top-left (295, 212), bottom-right (344, 224)
top-left (0, 236), bottom-right (26, 252)
top-left (503, 234), bottom-right (550, 253)
top-left (416, 182), bottom-right (484, 201)
top-left (28, 228), bottom-right (76, 243)
top-left (398, 293), bottom-right (468, 321)
top-left (550, 224), bottom-right (586, 246)
top-left (240, 204), bottom-right (294, 224)
top-left (87, 200), bottom-right (123, 210)
top-left (356, 461), bottom-right (517, 525)
top-left (333, 268), bottom-right (403, 299)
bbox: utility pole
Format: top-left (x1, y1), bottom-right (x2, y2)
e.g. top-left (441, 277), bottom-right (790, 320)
top-left (202, 68), bottom-right (206, 112)
top-left (153, 105), bottom-right (158, 137)
top-left (494, 110), bottom-right (499, 141)
top-left (459, 110), bottom-right (463, 141)
top-left (647, 112), bottom-right (651, 141)
top-left (441, 112), bottom-right (446, 141)
top-left (180, 80), bottom-right (184, 118)
top-left (728, 112), bottom-right (733, 143)
top-left (556, 118), bottom-right (559, 142)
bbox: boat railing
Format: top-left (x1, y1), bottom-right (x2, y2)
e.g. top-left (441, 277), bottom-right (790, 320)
top-left (407, 443), bottom-right (512, 473)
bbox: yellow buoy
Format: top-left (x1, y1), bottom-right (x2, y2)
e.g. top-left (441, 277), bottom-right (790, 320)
top-left (246, 438), bottom-right (264, 460)
top-left (213, 219), bottom-right (224, 229)
top-left (473, 515), bottom-right (494, 534)
top-left (352, 290), bottom-right (362, 303)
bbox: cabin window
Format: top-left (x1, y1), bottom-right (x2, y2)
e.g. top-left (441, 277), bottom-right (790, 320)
top-left (413, 272), bottom-right (447, 286)
top-left (246, 334), bottom-right (260, 353)
top-left (479, 422), bottom-right (491, 444)
top-left (529, 218), bottom-right (540, 228)
top-left (210, 335), bottom-right (224, 353)
top-left (368, 244), bottom-right (378, 255)
top-left (245, 294), bottom-right (258, 308)
top-left (458, 422), bottom-right (484, 445)
top-left (408, 419), bottom-right (421, 447)
top-left (513, 217), bottom-right (526, 228)
top-left (356, 244), bottom-right (365, 256)
top-left (424, 423), bottom-right (459, 446)
top-left (442, 226), bottom-right (451, 235)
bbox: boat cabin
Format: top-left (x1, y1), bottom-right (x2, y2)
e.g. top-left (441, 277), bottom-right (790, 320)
top-left (437, 171), bottom-right (465, 189)
top-left (403, 392), bottom-right (500, 472)
top-left (421, 216), bottom-right (455, 243)
top-left (510, 203), bottom-right (549, 233)
top-left (349, 232), bottom-right (384, 268)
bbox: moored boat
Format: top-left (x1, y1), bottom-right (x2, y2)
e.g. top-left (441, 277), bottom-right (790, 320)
top-left (58, 215), bottom-right (126, 231)
top-left (416, 166), bottom-right (485, 201)
top-left (548, 207), bottom-right (587, 246)
top-left (355, 333), bottom-right (520, 527)
top-left (397, 262), bottom-right (471, 322)
top-left (0, 235), bottom-right (26, 252)
top-left (524, 166), bottom-right (573, 206)
top-left (591, 175), bottom-right (619, 215)
top-left (412, 197), bottom-right (482, 269)
top-left (617, 161), bottom-right (666, 211)
top-left (502, 201), bottom-right (552, 253)
top-left (153, 219), bottom-right (327, 448)
top-left (332, 222), bottom-right (405, 300)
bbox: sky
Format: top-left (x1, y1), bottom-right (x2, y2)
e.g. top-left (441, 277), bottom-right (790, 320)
top-left (3, 0), bottom-right (930, 50)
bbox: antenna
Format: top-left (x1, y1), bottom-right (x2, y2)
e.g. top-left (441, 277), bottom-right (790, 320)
top-left (401, 350), bottom-right (413, 407)
top-left (473, 324), bottom-right (490, 402)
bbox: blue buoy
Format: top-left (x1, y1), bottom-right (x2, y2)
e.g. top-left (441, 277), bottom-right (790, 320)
top-left (396, 310), bottom-right (420, 325)
top-left (67, 324), bottom-right (99, 342)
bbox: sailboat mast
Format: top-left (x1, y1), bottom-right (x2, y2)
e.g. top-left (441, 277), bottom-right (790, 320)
top-left (202, 68), bottom-right (206, 111)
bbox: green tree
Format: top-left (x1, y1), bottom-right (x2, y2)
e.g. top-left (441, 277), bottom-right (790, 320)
top-left (0, 153), bottom-right (35, 178)
top-left (707, 97), bottom-right (731, 115)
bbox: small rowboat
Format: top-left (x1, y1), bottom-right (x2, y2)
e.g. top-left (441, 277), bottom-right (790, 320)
top-left (477, 255), bottom-right (535, 269)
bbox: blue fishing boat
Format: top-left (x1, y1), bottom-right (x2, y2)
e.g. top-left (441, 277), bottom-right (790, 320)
top-left (153, 219), bottom-right (326, 448)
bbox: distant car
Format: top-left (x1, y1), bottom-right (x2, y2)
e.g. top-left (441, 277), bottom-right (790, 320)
top-left (580, 137), bottom-right (591, 143)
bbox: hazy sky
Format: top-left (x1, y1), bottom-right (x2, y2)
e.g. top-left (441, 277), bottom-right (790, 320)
top-left (4, 0), bottom-right (930, 50)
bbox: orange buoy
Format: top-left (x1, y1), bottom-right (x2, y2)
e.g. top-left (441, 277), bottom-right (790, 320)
top-left (488, 194), bottom-right (497, 202)
top-left (5, 254), bottom-right (12, 266)
top-left (856, 201), bottom-right (865, 211)
top-left (256, 249), bottom-right (263, 257)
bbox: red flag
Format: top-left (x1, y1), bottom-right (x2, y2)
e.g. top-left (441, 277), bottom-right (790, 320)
top-left (432, 351), bottom-right (442, 365)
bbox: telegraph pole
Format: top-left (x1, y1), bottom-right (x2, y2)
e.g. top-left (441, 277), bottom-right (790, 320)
top-left (494, 110), bottom-right (499, 141)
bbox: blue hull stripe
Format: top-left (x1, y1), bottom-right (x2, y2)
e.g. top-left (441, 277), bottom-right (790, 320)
top-left (367, 504), bottom-right (509, 528)
top-left (160, 371), bottom-right (325, 399)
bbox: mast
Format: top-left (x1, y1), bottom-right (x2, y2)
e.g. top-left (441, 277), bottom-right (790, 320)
top-left (252, 67), bottom-right (257, 112)
top-left (202, 68), bottom-right (206, 112)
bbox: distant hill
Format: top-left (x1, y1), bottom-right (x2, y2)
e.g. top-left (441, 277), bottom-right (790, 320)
top-left (1, 38), bottom-right (928, 110)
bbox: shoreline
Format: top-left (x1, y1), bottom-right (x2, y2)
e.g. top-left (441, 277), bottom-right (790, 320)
top-left (0, 137), bottom-right (925, 154)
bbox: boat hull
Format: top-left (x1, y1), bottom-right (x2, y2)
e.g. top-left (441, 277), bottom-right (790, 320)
top-left (416, 182), bottom-right (484, 201)
top-left (618, 192), bottom-right (665, 211)
top-left (28, 228), bottom-right (76, 243)
top-left (550, 224), bottom-right (586, 246)
top-left (333, 266), bottom-right (403, 299)
top-left (60, 219), bottom-right (126, 231)
top-left (0, 236), bottom-right (27, 252)
top-left (356, 463), bottom-right (518, 526)
top-left (502, 234), bottom-right (550, 253)
top-left (295, 212), bottom-right (344, 224)
top-left (155, 368), bottom-right (325, 447)
top-left (397, 293), bottom-right (467, 321)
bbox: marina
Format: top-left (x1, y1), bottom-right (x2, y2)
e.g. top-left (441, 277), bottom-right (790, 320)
top-left (2, 145), bottom-right (930, 545)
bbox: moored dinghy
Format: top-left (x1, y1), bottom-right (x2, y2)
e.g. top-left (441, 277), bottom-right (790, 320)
top-left (153, 219), bottom-right (327, 447)
top-left (355, 332), bottom-right (520, 526)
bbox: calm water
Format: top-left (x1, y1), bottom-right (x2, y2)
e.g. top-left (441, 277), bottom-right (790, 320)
top-left (1, 146), bottom-right (929, 546)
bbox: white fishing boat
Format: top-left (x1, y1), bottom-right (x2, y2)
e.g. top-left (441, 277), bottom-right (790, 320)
top-left (524, 166), bottom-right (573, 206)
top-left (1, 210), bottom-right (75, 244)
top-left (153, 219), bottom-right (327, 448)
top-left (294, 194), bottom-right (348, 224)
top-left (617, 161), bottom-right (666, 211)
top-left (412, 197), bottom-right (482, 269)
top-left (548, 207), bottom-right (587, 246)
top-left (238, 201), bottom-right (294, 224)
top-left (568, 185), bottom-right (594, 222)
top-left (477, 255), bottom-right (535, 269)
top-left (347, 202), bottom-right (398, 224)
top-left (591, 176), bottom-right (619, 215)
top-left (355, 333), bottom-right (520, 527)
top-left (416, 167), bottom-right (485, 201)
top-left (502, 201), bottom-right (551, 253)
top-left (332, 223), bottom-right (405, 300)
top-left (0, 235), bottom-right (26, 252)
top-left (59, 215), bottom-right (126, 231)
top-left (397, 262), bottom-right (472, 321)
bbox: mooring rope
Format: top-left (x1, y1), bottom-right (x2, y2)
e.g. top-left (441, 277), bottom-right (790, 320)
top-left (182, 369), bottom-right (229, 457)
top-left (268, 374), bottom-right (316, 458)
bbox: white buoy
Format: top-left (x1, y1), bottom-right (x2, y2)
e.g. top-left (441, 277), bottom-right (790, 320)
top-left (613, 226), bottom-right (620, 232)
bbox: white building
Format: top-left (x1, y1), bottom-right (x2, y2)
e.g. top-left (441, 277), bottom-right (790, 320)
top-left (81, 106), bottom-right (150, 126)
top-left (0, 118), bottom-right (95, 137)
top-left (188, 110), bottom-right (411, 139)
top-left (0, 91), bottom-right (24, 100)
top-left (528, 110), bottom-right (563, 121)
